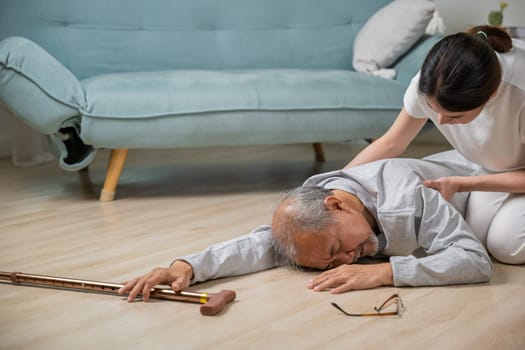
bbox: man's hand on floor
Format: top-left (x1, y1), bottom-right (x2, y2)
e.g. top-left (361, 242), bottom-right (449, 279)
top-left (118, 260), bottom-right (193, 302)
top-left (306, 262), bottom-right (393, 294)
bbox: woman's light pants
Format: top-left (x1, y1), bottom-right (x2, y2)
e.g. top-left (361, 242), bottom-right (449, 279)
top-left (467, 192), bottom-right (525, 264)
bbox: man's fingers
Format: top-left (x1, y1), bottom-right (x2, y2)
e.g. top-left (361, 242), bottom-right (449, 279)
top-left (311, 269), bottom-right (337, 282)
top-left (142, 275), bottom-right (163, 301)
top-left (171, 281), bottom-right (181, 292)
top-left (127, 280), bottom-right (145, 302)
top-left (309, 264), bottom-right (392, 294)
top-left (312, 274), bottom-right (346, 292)
top-left (171, 277), bottom-right (188, 292)
top-left (331, 282), bottom-right (354, 294)
top-left (308, 273), bottom-right (334, 290)
top-left (308, 265), bottom-right (361, 292)
top-left (128, 275), bottom-right (160, 302)
top-left (118, 279), bottom-right (143, 301)
top-left (308, 266), bottom-right (349, 290)
top-left (117, 280), bottom-right (133, 295)
top-left (119, 265), bottom-right (193, 303)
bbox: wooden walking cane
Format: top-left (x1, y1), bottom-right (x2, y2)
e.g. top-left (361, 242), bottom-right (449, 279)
top-left (0, 271), bottom-right (236, 316)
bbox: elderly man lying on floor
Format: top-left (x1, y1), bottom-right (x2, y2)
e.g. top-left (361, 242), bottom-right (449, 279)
top-left (119, 151), bottom-right (493, 300)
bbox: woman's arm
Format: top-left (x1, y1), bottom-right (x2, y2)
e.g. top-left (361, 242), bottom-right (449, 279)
top-left (344, 108), bottom-right (428, 169)
top-left (425, 170), bottom-right (525, 200)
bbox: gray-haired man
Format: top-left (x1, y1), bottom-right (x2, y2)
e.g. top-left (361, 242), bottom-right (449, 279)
top-left (119, 151), bottom-right (492, 300)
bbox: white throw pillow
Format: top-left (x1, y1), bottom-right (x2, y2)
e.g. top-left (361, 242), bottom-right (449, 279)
top-left (353, 0), bottom-right (438, 79)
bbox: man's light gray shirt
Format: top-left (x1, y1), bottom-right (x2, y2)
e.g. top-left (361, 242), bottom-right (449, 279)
top-left (178, 151), bottom-right (493, 287)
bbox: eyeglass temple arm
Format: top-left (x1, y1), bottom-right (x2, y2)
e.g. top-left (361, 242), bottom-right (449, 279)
top-left (331, 302), bottom-right (398, 317)
top-left (374, 293), bottom-right (404, 313)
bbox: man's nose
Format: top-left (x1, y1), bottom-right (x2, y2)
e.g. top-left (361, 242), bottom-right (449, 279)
top-left (437, 113), bottom-right (450, 125)
top-left (333, 251), bottom-right (355, 267)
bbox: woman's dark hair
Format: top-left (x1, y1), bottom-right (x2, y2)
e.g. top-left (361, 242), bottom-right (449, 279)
top-left (419, 25), bottom-right (513, 112)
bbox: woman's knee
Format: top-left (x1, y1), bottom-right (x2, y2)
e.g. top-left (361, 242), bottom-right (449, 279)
top-left (466, 191), bottom-right (508, 245)
top-left (488, 239), bottom-right (525, 264)
top-left (486, 196), bottom-right (525, 265)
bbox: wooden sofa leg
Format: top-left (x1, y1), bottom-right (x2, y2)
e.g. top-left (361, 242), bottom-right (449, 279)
top-left (100, 149), bottom-right (128, 201)
top-left (312, 143), bottom-right (325, 162)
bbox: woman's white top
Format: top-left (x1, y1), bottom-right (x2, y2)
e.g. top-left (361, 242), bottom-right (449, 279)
top-left (404, 39), bottom-right (525, 172)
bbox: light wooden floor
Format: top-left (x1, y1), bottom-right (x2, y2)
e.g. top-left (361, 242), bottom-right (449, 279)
top-left (1, 141), bottom-right (524, 350)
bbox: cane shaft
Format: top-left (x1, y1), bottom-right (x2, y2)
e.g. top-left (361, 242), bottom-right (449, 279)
top-left (0, 271), bottom-right (206, 303)
top-left (0, 271), bottom-right (235, 315)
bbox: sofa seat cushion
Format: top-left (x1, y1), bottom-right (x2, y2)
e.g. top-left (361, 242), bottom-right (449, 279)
top-left (80, 69), bottom-right (407, 149)
top-left (81, 69), bottom-right (406, 119)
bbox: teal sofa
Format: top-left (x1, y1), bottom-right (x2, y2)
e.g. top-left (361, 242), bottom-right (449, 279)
top-left (0, 0), bottom-right (438, 200)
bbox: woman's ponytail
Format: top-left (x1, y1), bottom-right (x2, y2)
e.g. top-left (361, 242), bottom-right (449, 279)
top-left (467, 25), bottom-right (513, 53)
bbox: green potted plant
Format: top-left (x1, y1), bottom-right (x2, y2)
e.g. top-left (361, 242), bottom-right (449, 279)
top-left (488, 1), bottom-right (509, 26)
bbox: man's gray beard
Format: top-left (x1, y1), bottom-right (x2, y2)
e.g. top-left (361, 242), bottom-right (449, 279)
top-left (362, 233), bottom-right (380, 258)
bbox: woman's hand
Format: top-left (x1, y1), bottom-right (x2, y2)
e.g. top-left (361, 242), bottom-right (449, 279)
top-left (118, 260), bottom-right (193, 302)
top-left (423, 176), bottom-right (460, 201)
top-left (306, 263), bottom-right (393, 294)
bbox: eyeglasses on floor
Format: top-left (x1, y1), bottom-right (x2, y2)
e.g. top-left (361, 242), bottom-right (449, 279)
top-left (331, 293), bottom-right (405, 318)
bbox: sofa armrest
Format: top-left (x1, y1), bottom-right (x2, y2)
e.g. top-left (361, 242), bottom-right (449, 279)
top-left (393, 34), bottom-right (443, 85)
top-left (0, 36), bottom-right (85, 134)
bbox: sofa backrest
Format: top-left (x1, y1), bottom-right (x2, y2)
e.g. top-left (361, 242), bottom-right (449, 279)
top-left (0, 0), bottom-right (391, 79)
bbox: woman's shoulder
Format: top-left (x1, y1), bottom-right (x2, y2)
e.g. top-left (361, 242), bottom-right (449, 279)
top-left (510, 38), bottom-right (525, 51)
top-left (403, 71), bottom-right (429, 119)
top-left (497, 39), bottom-right (525, 89)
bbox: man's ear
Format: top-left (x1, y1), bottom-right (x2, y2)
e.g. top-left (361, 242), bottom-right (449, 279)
top-left (324, 195), bottom-right (343, 211)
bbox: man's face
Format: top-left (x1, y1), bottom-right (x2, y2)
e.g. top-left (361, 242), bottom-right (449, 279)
top-left (293, 209), bottom-right (378, 270)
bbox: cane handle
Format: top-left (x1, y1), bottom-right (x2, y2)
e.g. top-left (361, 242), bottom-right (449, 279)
top-left (200, 290), bottom-right (236, 316)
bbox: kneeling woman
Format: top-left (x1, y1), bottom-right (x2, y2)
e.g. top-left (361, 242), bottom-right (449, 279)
top-left (345, 26), bottom-right (525, 264)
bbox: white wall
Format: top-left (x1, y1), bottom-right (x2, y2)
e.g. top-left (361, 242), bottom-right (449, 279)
top-left (0, 0), bottom-right (524, 157)
top-left (436, 0), bottom-right (525, 33)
